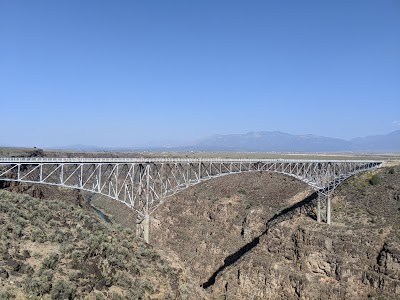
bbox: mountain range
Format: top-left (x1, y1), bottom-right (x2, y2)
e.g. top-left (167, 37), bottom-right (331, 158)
top-left (42, 130), bottom-right (400, 153)
top-left (183, 130), bottom-right (400, 152)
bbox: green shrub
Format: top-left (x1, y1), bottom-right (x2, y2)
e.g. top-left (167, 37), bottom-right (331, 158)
top-left (68, 271), bottom-right (82, 282)
top-left (245, 202), bottom-right (253, 209)
top-left (87, 234), bottom-right (106, 256)
top-left (237, 188), bottom-right (247, 195)
top-left (135, 246), bottom-right (158, 259)
top-left (114, 270), bottom-right (133, 288)
top-left (50, 231), bottom-right (64, 243)
top-left (389, 168), bottom-right (395, 174)
top-left (30, 230), bottom-right (45, 243)
top-left (140, 280), bottom-right (154, 293)
top-left (41, 253), bottom-right (59, 271)
top-left (71, 250), bottom-right (84, 266)
top-left (50, 279), bottom-right (75, 300)
top-left (0, 288), bottom-right (16, 300)
top-left (60, 243), bottom-right (74, 254)
top-left (369, 174), bottom-right (381, 186)
top-left (24, 275), bottom-right (52, 296)
top-left (109, 292), bottom-right (126, 300)
top-left (22, 264), bottom-right (34, 276)
top-left (40, 269), bottom-right (54, 281)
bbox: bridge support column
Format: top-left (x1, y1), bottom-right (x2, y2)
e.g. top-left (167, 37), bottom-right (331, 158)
top-left (326, 194), bottom-right (331, 225)
top-left (143, 214), bottom-right (150, 244)
top-left (317, 195), bottom-right (321, 223)
top-left (317, 190), bottom-right (332, 225)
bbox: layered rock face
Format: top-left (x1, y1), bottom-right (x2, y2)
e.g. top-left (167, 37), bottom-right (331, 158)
top-left (152, 167), bottom-right (400, 299)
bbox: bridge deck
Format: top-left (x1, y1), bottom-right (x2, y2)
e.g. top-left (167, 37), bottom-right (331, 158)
top-left (0, 157), bottom-right (383, 164)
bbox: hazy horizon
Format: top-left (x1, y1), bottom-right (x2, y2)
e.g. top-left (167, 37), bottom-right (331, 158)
top-left (1, 129), bottom-right (399, 150)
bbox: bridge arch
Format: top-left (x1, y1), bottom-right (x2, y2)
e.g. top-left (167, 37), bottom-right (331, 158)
top-left (0, 158), bottom-right (383, 242)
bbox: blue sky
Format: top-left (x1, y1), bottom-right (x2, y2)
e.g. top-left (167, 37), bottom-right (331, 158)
top-left (1, 1), bottom-right (399, 148)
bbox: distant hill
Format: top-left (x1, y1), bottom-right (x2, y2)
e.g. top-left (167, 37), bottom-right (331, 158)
top-left (48, 130), bottom-right (400, 153)
top-left (47, 144), bottom-right (105, 151)
top-left (181, 130), bottom-right (400, 152)
top-left (351, 130), bottom-right (400, 152)
top-left (186, 131), bottom-right (353, 152)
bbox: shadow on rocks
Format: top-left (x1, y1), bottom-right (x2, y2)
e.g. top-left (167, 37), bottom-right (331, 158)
top-left (202, 192), bottom-right (318, 289)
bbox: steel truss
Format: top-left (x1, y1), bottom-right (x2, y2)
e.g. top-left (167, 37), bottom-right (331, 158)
top-left (0, 158), bottom-right (383, 242)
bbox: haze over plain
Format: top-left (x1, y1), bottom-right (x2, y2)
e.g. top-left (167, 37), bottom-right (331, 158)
top-left (0, 1), bottom-right (399, 148)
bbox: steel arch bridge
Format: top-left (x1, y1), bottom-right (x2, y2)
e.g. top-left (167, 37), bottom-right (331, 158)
top-left (0, 157), bottom-right (383, 242)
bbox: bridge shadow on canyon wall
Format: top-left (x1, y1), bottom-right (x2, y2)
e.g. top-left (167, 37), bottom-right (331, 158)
top-left (201, 192), bottom-right (318, 289)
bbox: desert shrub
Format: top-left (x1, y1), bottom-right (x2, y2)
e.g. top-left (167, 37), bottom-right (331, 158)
top-left (388, 168), bottom-right (395, 174)
top-left (237, 188), bottom-right (247, 195)
top-left (41, 253), bottom-right (59, 271)
top-left (121, 239), bottom-right (131, 248)
top-left (0, 242), bottom-right (9, 256)
top-left (68, 271), bottom-right (82, 282)
top-left (50, 231), bottom-right (64, 243)
top-left (31, 214), bottom-right (46, 227)
top-left (12, 224), bottom-right (23, 238)
top-left (161, 262), bottom-right (174, 274)
top-left (21, 264), bottom-right (34, 276)
top-left (30, 228), bottom-right (46, 243)
top-left (126, 260), bottom-right (140, 274)
top-left (74, 209), bottom-right (85, 220)
top-left (140, 280), bottom-right (154, 293)
top-left (15, 216), bottom-right (27, 227)
top-left (0, 288), bottom-right (16, 299)
top-left (41, 269), bottom-right (54, 281)
top-left (135, 246), bottom-right (158, 259)
top-left (93, 291), bottom-right (107, 300)
top-left (60, 243), bottom-right (74, 254)
top-left (2, 223), bottom-right (23, 239)
top-left (114, 270), bottom-right (133, 288)
top-left (369, 174), bottom-right (381, 186)
top-left (123, 228), bottom-right (134, 237)
top-left (71, 250), bottom-right (85, 266)
top-left (117, 245), bottom-right (130, 259)
top-left (24, 275), bottom-right (52, 296)
top-left (51, 279), bottom-right (75, 300)
top-left (108, 253), bottom-right (127, 268)
top-left (48, 219), bottom-right (58, 227)
top-left (179, 283), bottom-right (191, 296)
top-left (87, 234), bottom-right (107, 257)
top-left (109, 292), bottom-right (125, 300)
top-left (1, 224), bottom-right (12, 239)
top-left (0, 201), bottom-right (10, 213)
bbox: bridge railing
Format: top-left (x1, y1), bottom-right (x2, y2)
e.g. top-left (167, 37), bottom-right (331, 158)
top-left (0, 157), bottom-right (384, 164)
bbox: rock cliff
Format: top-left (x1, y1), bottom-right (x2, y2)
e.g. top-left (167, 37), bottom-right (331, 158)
top-left (152, 166), bottom-right (400, 299)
